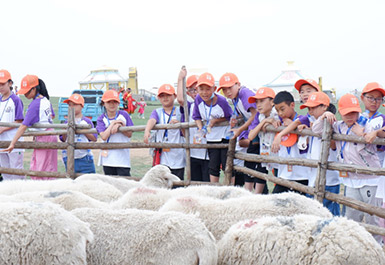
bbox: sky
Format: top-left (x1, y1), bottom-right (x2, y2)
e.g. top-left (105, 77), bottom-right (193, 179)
top-left (1, 0), bottom-right (385, 98)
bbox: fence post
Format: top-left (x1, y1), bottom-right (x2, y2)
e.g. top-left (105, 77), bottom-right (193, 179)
top-left (66, 107), bottom-right (76, 179)
top-left (181, 67), bottom-right (191, 183)
top-left (314, 119), bottom-right (332, 203)
top-left (224, 138), bottom-right (236, 185)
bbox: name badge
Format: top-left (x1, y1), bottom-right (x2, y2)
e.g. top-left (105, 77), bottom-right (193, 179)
top-left (339, 171), bottom-right (348, 178)
top-left (287, 165), bottom-right (293, 172)
top-left (101, 150), bottom-right (108, 157)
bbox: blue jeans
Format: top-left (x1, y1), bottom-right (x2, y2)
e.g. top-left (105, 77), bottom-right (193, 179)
top-left (307, 184), bottom-right (341, 216)
top-left (63, 155), bottom-right (96, 174)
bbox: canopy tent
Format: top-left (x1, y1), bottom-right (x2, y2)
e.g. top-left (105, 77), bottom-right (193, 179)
top-left (79, 66), bottom-right (128, 91)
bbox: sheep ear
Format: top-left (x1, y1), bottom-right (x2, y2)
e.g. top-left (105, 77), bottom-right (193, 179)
top-left (165, 173), bottom-right (181, 187)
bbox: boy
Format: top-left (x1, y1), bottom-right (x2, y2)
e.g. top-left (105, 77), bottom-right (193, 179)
top-left (313, 94), bottom-right (382, 241)
top-left (60, 93), bottom-right (97, 173)
top-left (299, 92), bottom-right (341, 215)
top-left (177, 69), bottom-right (209, 182)
top-left (144, 84), bottom-right (186, 179)
top-left (270, 91), bottom-right (309, 194)
top-left (217, 72), bottom-right (258, 188)
top-left (271, 78), bottom-right (319, 153)
top-left (192, 73), bottom-right (232, 183)
top-left (247, 87), bottom-right (278, 193)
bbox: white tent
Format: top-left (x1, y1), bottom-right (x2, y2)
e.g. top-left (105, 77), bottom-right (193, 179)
top-left (79, 66), bottom-right (128, 91)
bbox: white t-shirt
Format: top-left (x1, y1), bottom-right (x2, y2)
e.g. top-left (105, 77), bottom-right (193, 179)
top-left (276, 143), bottom-right (308, 181)
top-left (96, 111), bottom-right (133, 168)
top-left (187, 102), bottom-right (208, 160)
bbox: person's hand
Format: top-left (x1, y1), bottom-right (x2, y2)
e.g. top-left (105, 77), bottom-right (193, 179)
top-left (297, 124), bottom-right (309, 132)
top-left (323, 112), bottom-right (336, 124)
top-left (351, 123), bottom-right (365, 137)
top-left (144, 132), bottom-right (151, 144)
top-left (178, 67), bottom-right (187, 81)
top-left (232, 127), bottom-right (243, 139)
top-left (282, 118), bottom-right (292, 127)
top-left (271, 135), bottom-right (282, 153)
top-left (364, 130), bottom-right (377, 144)
top-left (169, 119), bottom-right (179, 124)
top-left (1, 143), bottom-right (15, 153)
top-left (110, 123), bottom-right (121, 134)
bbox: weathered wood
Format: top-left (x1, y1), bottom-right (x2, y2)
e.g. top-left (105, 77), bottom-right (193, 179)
top-left (23, 129), bottom-right (67, 136)
top-left (66, 108), bottom-right (76, 179)
top-left (0, 121), bottom-right (91, 129)
top-left (358, 223), bottom-right (385, 237)
top-left (0, 141), bottom-right (67, 149)
top-left (0, 166), bottom-right (68, 178)
top-left (224, 138), bottom-right (236, 185)
top-left (75, 142), bottom-right (229, 150)
top-left (182, 69), bottom-right (191, 183)
top-left (314, 119), bottom-right (332, 203)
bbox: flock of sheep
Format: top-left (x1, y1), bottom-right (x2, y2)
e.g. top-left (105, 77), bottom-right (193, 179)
top-left (0, 165), bottom-right (384, 264)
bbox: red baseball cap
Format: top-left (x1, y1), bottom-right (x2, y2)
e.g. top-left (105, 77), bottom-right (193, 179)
top-left (0, 70), bottom-right (12, 83)
top-left (248, 87), bottom-right (276, 103)
top-left (361, 82), bottom-right (385, 97)
top-left (102, 89), bottom-right (120, 103)
top-left (63, 93), bottom-right (85, 107)
top-left (196, 72), bottom-right (215, 88)
top-left (338, 94), bottom-right (361, 116)
top-left (300, 92), bottom-right (330, 109)
top-left (217, 73), bottom-right (239, 91)
top-left (294, 79), bottom-right (320, 92)
top-left (186, 75), bottom-right (199, 88)
top-left (158, 84), bottom-right (176, 96)
top-left (18, 75), bottom-right (39, 95)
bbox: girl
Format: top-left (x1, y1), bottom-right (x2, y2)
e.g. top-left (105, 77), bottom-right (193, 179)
top-left (0, 70), bottom-right (25, 180)
top-left (137, 97), bottom-right (147, 119)
top-left (96, 89), bottom-right (133, 176)
top-left (3, 75), bottom-right (57, 180)
top-left (192, 73), bottom-right (232, 183)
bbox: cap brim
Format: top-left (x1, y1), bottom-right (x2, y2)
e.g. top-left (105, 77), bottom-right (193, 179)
top-left (63, 99), bottom-right (70, 104)
top-left (158, 91), bottom-right (175, 96)
top-left (248, 97), bottom-right (257, 103)
top-left (339, 107), bottom-right (361, 116)
top-left (279, 133), bottom-right (298, 147)
top-left (103, 98), bottom-right (120, 103)
top-left (299, 101), bottom-right (319, 109)
top-left (197, 81), bottom-right (215, 88)
top-left (17, 88), bottom-right (31, 95)
top-left (294, 79), bottom-right (320, 92)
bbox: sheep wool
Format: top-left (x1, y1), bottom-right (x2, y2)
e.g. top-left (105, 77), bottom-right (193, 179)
top-left (159, 192), bottom-right (332, 240)
top-left (0, 202), bottom-right (93, 265)
top-left (72, 208), bottom-right (218, 265)
top-left (218, 215), bottom-right (385, 265)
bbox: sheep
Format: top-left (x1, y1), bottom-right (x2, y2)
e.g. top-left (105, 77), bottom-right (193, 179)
top-left (72, 207), bottom-right (218, 265)
top-left (218, 215), bottom-right (385, 265)
top-left (159, 192), bottom-right (332, 240)
top-left (110, 185), bottom-right (253, 211)
top-left (0, 179), bottom-right (123, 202)
top-left (75, 164), bottom-right (181, 193)
top-left (0, 202), bottom-right (93, 265)
top-left (12, 190), bottom-right (108, 211)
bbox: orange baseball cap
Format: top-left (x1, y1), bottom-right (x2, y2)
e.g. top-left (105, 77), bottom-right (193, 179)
top-left (294, 79), bottom-right (320, 92)
top-left (0, 70), bottom-right (12, 83)
top-left (338, 94), bottom-right (361, 116)
top-left (63, 93), bottom-right (85, 107)
top-left (18, 75), bottom-right (39, 95)
top-left (196, 72), bottom-right (215, 88)
top-left (186, 75), bottom-right (199, 88)
top-left (361, 82), bottom-right (385, 96)
top-left (248, 87), bottom-right (276, 103)
top-left (300, 92), bottom-right (330, 109)
top-left (102, 89), bottom-right (120, 103)
top-left (217, 73), bottom-right (239, 91)
top-left (276, 132), bottom-right (298, 147)
top-left (158, 84), bottom-right (176, 96)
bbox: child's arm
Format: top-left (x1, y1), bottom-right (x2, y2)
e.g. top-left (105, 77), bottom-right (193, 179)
top-left (365, 127), bottom-right (385, 143)
top-left (144, 118), bottom-right (157, 144)
top-left (195, 119), bottom-right (203, 131)
top-left (1, 124), bottom-right (28, 153)
top-left (99, 120), bottom-right (124, 141)
top-left (248, 118), bottom-right (272, 141)
top-left (85, 133), bottom-right (97, 142)
top-left (177, 67), bottom-right (187, 106)
top-left (312, 112), bottom-right (336, 134)
top-left (233, 108), bottom-right (257, 138)
top-left (209, 117), bottom-right (227, 128)
top-left (271, 119), bottom-right (302, 153)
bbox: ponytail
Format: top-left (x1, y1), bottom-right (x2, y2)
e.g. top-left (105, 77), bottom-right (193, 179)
top-left (327, 103), bottom-right (336, 114)
top-left (36, 79), bottom-right (50, 99)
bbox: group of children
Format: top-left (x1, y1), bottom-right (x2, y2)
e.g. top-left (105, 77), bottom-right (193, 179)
top-left (0, 68), bottom-right (384, 242)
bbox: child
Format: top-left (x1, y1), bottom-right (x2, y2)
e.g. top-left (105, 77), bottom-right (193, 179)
top-left (144, 84), bottom-right (186, 179)
top-left (3, 75), bottom-right (57, 180)
top-left (299, 92), bottom-right (341, 216)
top-left (247, 87), bottom-right (278, 193)
top-left (270, 91), bottom-right (309, 194)
top-left (123, 88), bottom-right (137, 115)
top-left (177, 70), bottom-right (209, 182)
top-left (360, 82), bottom-right (385, 165)
top-left (313, 94), bottom-right (382, 241)
top-left (0, 70), bottom-right (25, 180)
top-left (137, 97), bottom-right (147, 119)
top-left (192, 73), bottom-right (232, 183)
top-left (60, 93), bottom-right (97, 173)
top-left (96, 90), bottom-right (133, 176)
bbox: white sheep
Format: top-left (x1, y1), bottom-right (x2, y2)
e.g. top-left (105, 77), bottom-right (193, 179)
top-left (75, 164), bottom-right (181, 193)
top-left (72, 208), bottom-right (218, 265)
top-left (110, 185), bottom-right (253, 211)
top-left (159, 192), bottom-right (332, 240)
top-left (0, 179), bottom-right (123, 202)
top-left (12, 190), bottom-right (108, 211)
top-left (0, 202), bottom-right (93, 265)
top-left (218, 215), bottom-right (385, 265)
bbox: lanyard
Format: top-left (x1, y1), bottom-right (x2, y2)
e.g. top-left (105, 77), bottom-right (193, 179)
top-left (34, 93), bottom-right (40, 100)
top-left (369, 111), bottom-right (379, 122)
top-left (204, 98), bottom-right (213, 128)
top-left (0, 96), bottom-right (10, 121)
top-left (106, 111), bottom-right (119, 143)
top-left (338, 123), bottom-right (353, 159)
top-left (286, 113), bottom-right (298, 155)
top-left (162, 107), bottom-right (175, 138)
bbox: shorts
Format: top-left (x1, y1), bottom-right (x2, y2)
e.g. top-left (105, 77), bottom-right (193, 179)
top-left (103, 166), bottom-right (131, 177)
top-left (63, 155), bottom-right (96, 174)
top-left (272, 179), bottom-right (308, 195)
top-left (170, 168), bottom-right (185, 181)
top-left (244, 142), bottom-right (267, 184)
top-left (207, 139), bottom-right (229, 177)
top-left (190, 157), bottom-right (209, 182)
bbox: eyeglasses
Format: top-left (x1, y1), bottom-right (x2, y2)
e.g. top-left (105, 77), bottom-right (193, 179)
top-left (364, 95), bottom-right (384, 103)
top-left (187, 88), bottom-right (197, 93)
